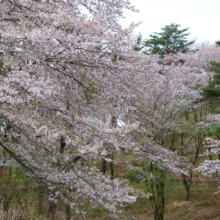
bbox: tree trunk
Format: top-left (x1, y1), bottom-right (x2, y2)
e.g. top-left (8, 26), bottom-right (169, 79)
top-left (154, 171), bottom-right (165, 220)
top-left (179, 120), bottom-right (184, 156)
top-left (193, 110), bottom-right (198, 123)
top-left (154, 209), bottom-right (164, 220)
top-left (171, 129), bottom-right (176, 151)
top-left (148, 164), bottom-right (165, 220)
top-left (209, 148), bottom-right (213, 160)
top-left (186, 187), bottom-right (190, 201)
top-left (200, 106), bottom-right (203, 120)
top-left (47, 190), bottom-right (57, 220)
top-left (180, 131), bottom-right (184, 156)
top-left (0, 166), bottom-right (3, 176)
top-left (59, 137), bottom-right (72, 220)
top-left (37, 185), bottom-right (44, 216)
top-left (163, 129), bottom-right (169, 148)
top-left (48, 200), bottom-right (56, 220)
top-left (184, 111), bottom-right (189, 121)
top-left (65, 203), bottom-right (71, 220)
top-left (110, 153), bottom-right (114, 179)
top-left (101, 159), bottom-right (107, 174)
top-left (3, 167), bottom-right (13, 220)
top-left (182, 134), bottom-right (204, 201)
top-left (182, 170), bottom-right (192, 201)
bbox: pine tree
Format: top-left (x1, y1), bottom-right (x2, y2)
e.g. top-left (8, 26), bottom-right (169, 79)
top-left (143, 23), bottom-right (194, 56)
top-left (202, 61), bottom-right (220, 111)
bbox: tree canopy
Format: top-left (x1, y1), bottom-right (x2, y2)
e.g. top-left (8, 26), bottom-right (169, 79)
top-left (201, 61), bottom-right (220, 111)
top-left (1, 0), bottom-right (220, 219)
top-left (0, 1), bottom-right (192, 217)
top-left (143, 23), bottom-right (194, 56)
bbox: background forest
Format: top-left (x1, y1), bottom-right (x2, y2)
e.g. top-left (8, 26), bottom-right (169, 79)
top-left (0, 0), bottom-right (220, 220)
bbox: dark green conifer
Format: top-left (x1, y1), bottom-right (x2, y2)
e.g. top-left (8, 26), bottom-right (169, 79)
top-left (143, 23), bottom-right (194, 56)
top-left (202, 61), bottom-right (220, 111)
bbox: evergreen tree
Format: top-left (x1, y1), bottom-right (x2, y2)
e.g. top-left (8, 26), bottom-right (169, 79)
top-left (134, 33), bottom-right (144, 51)
top-left (143, 23), bottom-right (194, 56)
top-left (202, 61), bottom-right (220, 111)
top-left (215, 41), bottom-right (220, 46)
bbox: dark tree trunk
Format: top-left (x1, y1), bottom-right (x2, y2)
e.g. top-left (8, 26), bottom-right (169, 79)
top-left (110, 153), bottom-right (114, 179)
top-left (48, 197), bottom-right (56, 220)
top-left (37, 185), bottom-right (44, 215)
top-left (180, 131), bottom-right (184, 156)
top-left (184, 111), bottom-right (189, 121)
top-left (3, 194), bottom-right (11, 220)
top-left (182, 133), bottom-right (204, 201)
top-left (65, 203), bottom-right (71, 220)
top-left (60, 136), bottom-right (66, 154)
top-left (101, 159), bottom-right (107, 174)
top-left (154, 171), bottom-right (165, 220)
top-left (3, 167), bottom-right (13, 220)
top-left (186, 187), bottom-right (190, 201)
top-left (209, 148), bottom-right (213, 160)
top-left (154, 210), bottom-right (164, 220)
top-left (148, 164), bottom-right (165, 220)
top-left (193, 110), bottom-right (198, 123)
top-left (200, 106), bottom-right (203, 120)
top-left (182, 170), bottom-right (192, 201)
top-left (59, 137), bottom-right (72, 220)
top-left (179, 119), bottom-right (184, 156)
top-left (171, 129), bottom-right (176, 151)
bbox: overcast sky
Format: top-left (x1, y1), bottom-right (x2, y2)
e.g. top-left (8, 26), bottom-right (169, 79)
top-left (120, 0), bottom-right (220, 43)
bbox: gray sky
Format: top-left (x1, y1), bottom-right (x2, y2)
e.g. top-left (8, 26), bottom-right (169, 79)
top-left (120, 0), bottom-right (220, 43)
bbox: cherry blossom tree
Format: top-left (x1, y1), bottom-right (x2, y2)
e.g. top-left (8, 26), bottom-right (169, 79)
top-left (196, 116), bottom-right (220, 194)
top-left (0, 0), bottom-right (145, 217)
top-left (2, 0), bottom-right (220, 219)
top-left (0, 0), bottom-right (193, 218)
top-left (130, 43), bottom-right (220, 217)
